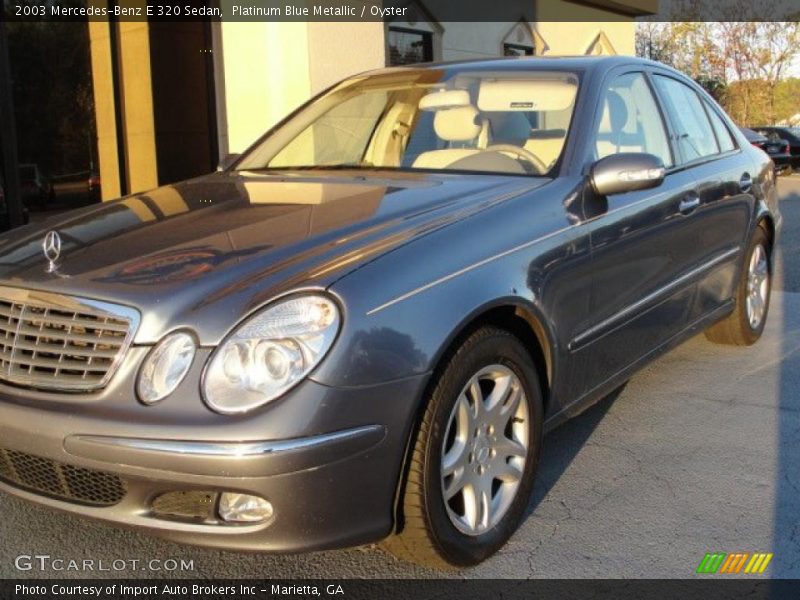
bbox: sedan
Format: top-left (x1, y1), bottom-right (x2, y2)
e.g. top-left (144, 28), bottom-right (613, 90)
top-left (18, 163), bottom-right (52, 208)
top-left (740, 127), bottom-right (793, 175)
top-left (753, 125), bottom-right (800, 171)
top-left (0, 56), bottom-right (781, 568)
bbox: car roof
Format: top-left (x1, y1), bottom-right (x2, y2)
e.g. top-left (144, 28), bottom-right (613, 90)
top-left (365, 55), bottom-right (672, 77)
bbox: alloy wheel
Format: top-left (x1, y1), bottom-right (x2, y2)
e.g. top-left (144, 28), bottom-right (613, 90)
top-left (746, 243), bottom-right (769, 330)
top-left (440, 364), bottom-right (529, 536)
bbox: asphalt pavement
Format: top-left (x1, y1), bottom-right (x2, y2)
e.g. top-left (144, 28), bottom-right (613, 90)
top-left (1, 178), bottom-right (799, 579)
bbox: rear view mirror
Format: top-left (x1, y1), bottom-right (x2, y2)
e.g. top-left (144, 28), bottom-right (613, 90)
top-left (590, 152), bottom-right (665, 196)
top-left (419, 89), bottom-right (471, 111)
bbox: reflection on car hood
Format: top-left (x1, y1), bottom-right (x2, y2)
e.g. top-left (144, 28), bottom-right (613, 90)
top-left (0, 170), bottom-right (545, 343)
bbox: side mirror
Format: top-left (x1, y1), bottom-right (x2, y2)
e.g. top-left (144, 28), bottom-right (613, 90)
top-left (590, 152), bottom-right (665, 196)
top-left (217, 153), bottom-right (241, 172)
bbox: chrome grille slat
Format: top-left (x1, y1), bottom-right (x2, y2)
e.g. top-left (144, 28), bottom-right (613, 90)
top-left (23, 311), bottom-right (130, 333)
top-left (12, 355), bottom-right (111, 372)
top-left (0, 305), bottom-right (24, 319)
top-left (0, 287), bottom-right (139, 392)
top-left (15, 324), bottom-right (125, 344)
top-left (12, 339), bottom-right (120, 359)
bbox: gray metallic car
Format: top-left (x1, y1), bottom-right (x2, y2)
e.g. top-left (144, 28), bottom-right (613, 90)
top-left (0, 57), bottom-right (781, 568)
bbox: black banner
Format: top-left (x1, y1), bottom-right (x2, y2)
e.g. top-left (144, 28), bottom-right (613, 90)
top-left (2, 0), bottom-right (800, 23)
top-left (3, 579), bottom-right (800, 600)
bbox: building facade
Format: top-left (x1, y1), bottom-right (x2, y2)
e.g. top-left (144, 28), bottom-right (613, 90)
top-left (89, 0), bottom-right (656, 200)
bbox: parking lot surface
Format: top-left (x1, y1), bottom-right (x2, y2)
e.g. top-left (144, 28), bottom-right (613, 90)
top-left (2, 178), bottom-right (799, 579)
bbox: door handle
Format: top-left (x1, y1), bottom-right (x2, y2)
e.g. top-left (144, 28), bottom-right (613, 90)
top-left (739, 172), bottom-right (753, 193)
top-left (679, 195), bottom-right (700, 215)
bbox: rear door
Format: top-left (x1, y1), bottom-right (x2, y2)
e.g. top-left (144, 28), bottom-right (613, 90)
top-left (651, 72), bottom-right (754, 321)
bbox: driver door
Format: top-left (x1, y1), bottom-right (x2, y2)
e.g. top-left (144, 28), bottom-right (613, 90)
top-left (572, 70), bottom-right (702, 391)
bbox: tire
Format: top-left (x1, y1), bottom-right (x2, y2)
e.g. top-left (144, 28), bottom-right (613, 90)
top-left (382, 326), bottom-right (543, 568)
top-left (705, 226), bottom-right (771, 346)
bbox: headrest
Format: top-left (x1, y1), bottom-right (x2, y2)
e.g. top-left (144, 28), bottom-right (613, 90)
top-left (605, 91), bottom-right (628, 133)
top-left (434, 106), bottom-right (481, 142)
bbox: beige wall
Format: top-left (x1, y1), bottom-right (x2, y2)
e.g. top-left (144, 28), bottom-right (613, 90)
top-left (116, 21), bottom-right (158, 194)
top-left (216, 21), bottom-right (386, 155)
top-left (536, 0), bottom-right (636, 56)
top-left (88, 20), bottom-right (121, 200)
top-left (89, 18), bottom-right (159, 200)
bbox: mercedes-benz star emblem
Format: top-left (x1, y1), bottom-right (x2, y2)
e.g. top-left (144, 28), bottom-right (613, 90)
top-left (42, 231), bottom-right (62, 273)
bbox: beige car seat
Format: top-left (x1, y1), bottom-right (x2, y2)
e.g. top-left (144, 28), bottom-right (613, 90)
top-left (412, 106), bottom-right (488, 169)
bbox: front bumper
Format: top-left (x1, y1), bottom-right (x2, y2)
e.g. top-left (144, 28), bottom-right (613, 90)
top-left (0, 363), bottom-right (428, 552)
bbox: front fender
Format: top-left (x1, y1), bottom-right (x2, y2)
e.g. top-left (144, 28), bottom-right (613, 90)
top-left (312, 183), bottom-right (590, 402)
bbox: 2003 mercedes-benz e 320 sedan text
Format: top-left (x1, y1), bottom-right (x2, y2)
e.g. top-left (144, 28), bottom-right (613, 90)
top-left (0, 57), bottom-right (781, 567)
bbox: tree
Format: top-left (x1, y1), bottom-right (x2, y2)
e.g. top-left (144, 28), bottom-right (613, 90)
top-left (637, 0), bottom-right (800, 125)
top-left (637, 20), bottom-right (800, 125)
top-left (714, 22), bottom-right (800, 124)
top-left (635, 22), bottom-right (727, 101)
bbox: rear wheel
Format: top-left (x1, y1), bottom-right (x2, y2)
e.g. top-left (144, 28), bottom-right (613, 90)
top-left (382, 326), bottom-right (543, 568)
top-left (705, 226), bottom-right (771, 346)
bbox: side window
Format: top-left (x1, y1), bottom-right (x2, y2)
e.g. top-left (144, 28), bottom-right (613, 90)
top-left (653, 75), bottom-right (720, 163)
top-left (593, 72), bottom-right (673, 168)
top-left (704, 102), bottom-right (736, 153)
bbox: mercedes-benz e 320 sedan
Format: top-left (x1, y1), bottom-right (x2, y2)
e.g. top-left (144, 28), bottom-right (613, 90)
top-left (0, 57), bottom-right (780, 567)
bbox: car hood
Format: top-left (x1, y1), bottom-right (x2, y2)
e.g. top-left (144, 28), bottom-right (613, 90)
top-left (0, 170), bottom-right (545, 344)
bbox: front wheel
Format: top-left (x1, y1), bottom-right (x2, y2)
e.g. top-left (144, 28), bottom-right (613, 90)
top-left (382, 326), bottom-right (543, 568)
top-left (705, 226), bottom-right (772, 346)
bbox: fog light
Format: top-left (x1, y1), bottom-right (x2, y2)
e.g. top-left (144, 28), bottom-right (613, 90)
top-left (218, 493), bottom-right (273, 523)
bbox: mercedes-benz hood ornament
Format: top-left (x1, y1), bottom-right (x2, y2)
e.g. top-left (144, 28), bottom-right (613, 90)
top-left (43, 231), bottom-right (62, 273)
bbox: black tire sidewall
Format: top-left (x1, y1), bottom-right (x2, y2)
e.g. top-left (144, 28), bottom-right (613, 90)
top-left (421, 329), bottom-right (543, 566)
top-left (736, 227), bottom-right (771, 344)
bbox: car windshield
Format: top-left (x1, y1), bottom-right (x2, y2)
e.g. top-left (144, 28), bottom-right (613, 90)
top-left (235, 69), bottom-right (580, 177)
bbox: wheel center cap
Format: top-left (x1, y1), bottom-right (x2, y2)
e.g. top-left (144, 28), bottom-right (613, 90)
top-left (473, 438), bottom-right (492, 465)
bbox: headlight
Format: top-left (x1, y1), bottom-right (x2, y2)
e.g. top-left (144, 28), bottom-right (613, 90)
top-left (202, 294), bottom-right (340, 414)
top-left (137, 332), bottom-right (197, 405)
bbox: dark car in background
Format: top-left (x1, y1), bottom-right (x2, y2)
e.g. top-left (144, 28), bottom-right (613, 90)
top-left (88, 171), bottom-right (101, 199)
top-left (48, 169), bottom-right (103, 208)
top-left (0, 177), bottom-right (30, 231)
top-left (740, 127), bottom-right (793, 175)
top-left (0, 178), bottom-right (28, 231)
top-left (0, 57), bottom-right (782, 568)
top-left (753, 126), bottom-right (800, 171)
top-left (18, 163), bottom-right (53, 208)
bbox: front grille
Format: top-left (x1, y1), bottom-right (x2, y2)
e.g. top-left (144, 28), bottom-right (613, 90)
top-left (0, 287), bottom-right (138, 391)
top-left (0, 447), bottom-right (127, 506)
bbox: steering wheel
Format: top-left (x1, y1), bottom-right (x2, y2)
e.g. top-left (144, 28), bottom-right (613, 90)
top-left (484, 144), bottom-right (548, 175)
